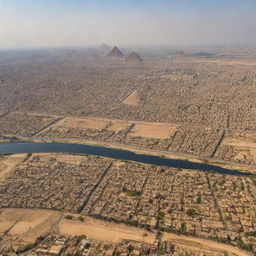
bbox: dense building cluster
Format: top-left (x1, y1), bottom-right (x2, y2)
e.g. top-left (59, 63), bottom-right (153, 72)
top-left (1, 153), bottom-right (256, 250)
top-left (0, 154), bottom-right (111, 212)
top-left (0, 233), bottom-right (229, 256)
top-left (0, 112), bottom-right (59, 137)
top-left (1, 50), bottom-right (255, 131)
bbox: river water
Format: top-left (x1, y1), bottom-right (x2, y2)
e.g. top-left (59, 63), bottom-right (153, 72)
top-left (0, 142), bottom-right (253, 176)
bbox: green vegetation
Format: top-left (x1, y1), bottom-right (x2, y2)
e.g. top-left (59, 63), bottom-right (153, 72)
top-left (78, 216), bottom-right (84, 222)
top-left (16, 244), bottom-right (34, 254)
top-left (196, 194), bottom-right (202, 204)
top-left (181, 222), bottom-right (187, 233)
top-left (213, 237), bottom-right (229, 243)
top-left (159, 210), bottom-right (165, 220)
top-left (186, 209), bottom-right (198, 217)
top-left (236, 237), bottom-right (253, 252)
top-left (232, 181), bottom-right (237, 191)
top-left (158, 210), bottom-right (165, 225)
top-left (77, 205), bottom-right (84, 213)
top-left (244, 231), bottom-right (256, 237)
top-left (125, 190), bottom-right (141, 197)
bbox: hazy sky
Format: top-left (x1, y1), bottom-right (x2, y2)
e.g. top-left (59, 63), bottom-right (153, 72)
top-left (1, 0), bottom-right (256, 48)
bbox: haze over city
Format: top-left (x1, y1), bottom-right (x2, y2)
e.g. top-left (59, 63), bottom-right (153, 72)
top-left (1, 0), bottom-right (256, 48)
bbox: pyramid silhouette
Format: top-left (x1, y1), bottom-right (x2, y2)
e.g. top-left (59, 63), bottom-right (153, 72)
top-left (176, 51), bottom-right (187, 57)
top-left (106, 46), bottom-right (125, 58)
top-left (126, 52), bottom-right (142, 63)
top-left (100, 43), bottom-right (111, 51)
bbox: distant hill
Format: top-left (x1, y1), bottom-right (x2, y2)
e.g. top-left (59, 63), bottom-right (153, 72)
top-left (126, 52), bottom-right (142, 63)
top-left (191, 52), bottom-right (213, 58)
top-left (106, 46), bottom-right (125, 58)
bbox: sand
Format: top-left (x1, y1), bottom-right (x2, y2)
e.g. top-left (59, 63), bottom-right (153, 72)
top-left (0, 154), bottom-right (27, 183)
top-left (0, 208), bottom-right (61, 243)
top-left (107, 120), bottom-right (131, 132)
top-left (54, 154), bottom-right (85, 165)
top-left (129, 123), bottom-right (176, 139)
top-left (224, 137), bottom-right (256, 162)
top-left (59, 117), bottom-right (109, 130)
top-left (163, 233), bottom-right (251, 256)
top-left (59, 216), bottom-right (251, 256)
top-left (59, 217), bottom-right (155, 244)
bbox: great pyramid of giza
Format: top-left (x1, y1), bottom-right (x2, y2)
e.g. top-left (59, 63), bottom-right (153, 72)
top-left (106, 46), bottom-right (125, 58)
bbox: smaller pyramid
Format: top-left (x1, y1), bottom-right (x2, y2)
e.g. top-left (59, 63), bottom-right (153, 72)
top-left (106, 46), bottom-right (125, 58)
top-left (176, 51), bottom-right (187, 57)
top-left (126, 52), bottom-right (142, 63)
top-left (100, 43), bottom-right (111, 50)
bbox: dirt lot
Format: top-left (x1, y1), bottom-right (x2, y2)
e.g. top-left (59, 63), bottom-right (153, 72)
top-left (107, 120), bottom-right (131, 132)
top-left (46, 153), bottom-right (85, 165)
top-left (38, 115), bottom-right (177, 139)
top-left (163, 233), bottom-right (251, 256)
top-left (0, 154), bottom-right (27, 183)
top-left (129, 122), bottom-right (176, 139)
top-left (59, 216), bottom-right (251, 256)
top-left (59, 216), bottom-right (155, 244)
top-left (0, 208), bottom-right (61, 243)
top-left (224, 137), bottom-right (256, 162)
top-left (56, 117), bottom-right (109, 130)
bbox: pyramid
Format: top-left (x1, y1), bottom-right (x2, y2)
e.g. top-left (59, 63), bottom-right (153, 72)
top-left (126, 52), bottom-right (142, 63)
top-left (99, 43), bottom-right (111, 52)
top-left (106, 46), bottom-right (125, 58)
top-left (176, 51), bottom-right (187, 57)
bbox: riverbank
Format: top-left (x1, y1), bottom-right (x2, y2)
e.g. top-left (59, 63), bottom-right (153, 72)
top-left (0, 141), bottom-right (254, 176)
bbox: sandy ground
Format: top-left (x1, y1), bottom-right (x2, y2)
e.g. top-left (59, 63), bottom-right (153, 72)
top-left (129, 123), bottom-right (176, 139)
top-left (59, 217), bottom-right (155, 244)
top-left (0, 139), bottom-right (11, 143)
top-left (146, 74), bottom-right (192, 81)
top-left (50, 153), bottom-right (84, 165)
top-left (143, 74), bottom-right (192, 81)
top-left (0, 208), bottom-right (252, 255)
top-left (0, 208), bottom-right (61, 243)
top-left (57, 117), bottom-right (109, 130)
top-left (225, 138), bottom-right (256, 149)
top-left (59, 216), bottom-right (251, 256)
top-left (32, 152), bottom-right (85, 165)
top-left (14, 111), bottom-right (60, 118)
top-left (0, 154), bottom-right (27, 183)
top-left (37, 114), bottom-right (179, 140)
top-left (123, 90), bottom-right (140, 106)
top-left (180, 58), bottom-right (256, 66)
top-left (107, 120), bottom-right (131, 132)
top-left (224, 137), bottom-right (256, 162)
top-left (163, 233), bottom-right (252, 256)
